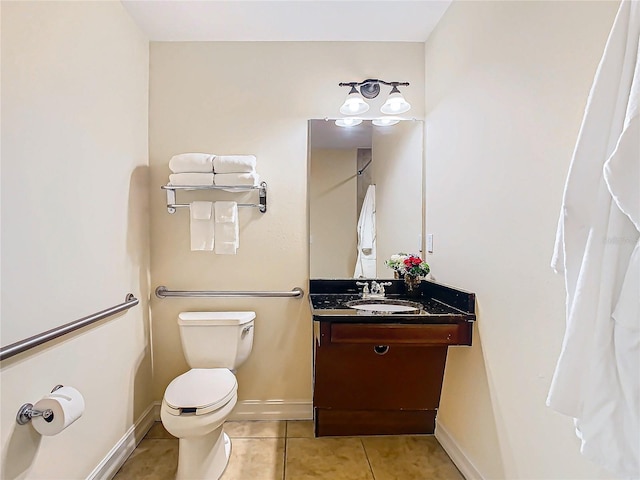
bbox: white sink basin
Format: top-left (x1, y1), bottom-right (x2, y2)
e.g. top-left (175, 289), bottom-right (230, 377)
top-left (349, 304), bottom-right (417, 313)
top-left (345, 299), bottom-right (422, 314)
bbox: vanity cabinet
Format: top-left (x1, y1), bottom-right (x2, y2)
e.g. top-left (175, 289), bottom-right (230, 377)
top-left (313, 321), bottom-right (470, 436)
top-left (309, 279), bottom-right (476, 437)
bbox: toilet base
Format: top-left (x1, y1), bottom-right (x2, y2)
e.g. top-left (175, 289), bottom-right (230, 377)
top-left (176, 427), bottom-right (232, 480)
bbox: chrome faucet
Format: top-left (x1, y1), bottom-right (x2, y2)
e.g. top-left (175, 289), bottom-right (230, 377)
top-left (357, 281), bottom-right (392, 298)
top-left (356, 281), bottom-right (370, 297)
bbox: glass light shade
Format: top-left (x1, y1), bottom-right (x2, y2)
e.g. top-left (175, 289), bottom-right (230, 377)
top-left (340, 90), bottom-right (369, 115)
top-left (372, 117), bottom-right (400, 127)
top-left (335, 118), bottom-right (363, 128)
top-left (380, 91), bottom-right (411, 115)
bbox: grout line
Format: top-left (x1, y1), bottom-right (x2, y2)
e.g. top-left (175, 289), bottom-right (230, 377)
top-left (361, 438), bottom-right (377, 480)
top-left (282, 421), bottom-right (288, 480)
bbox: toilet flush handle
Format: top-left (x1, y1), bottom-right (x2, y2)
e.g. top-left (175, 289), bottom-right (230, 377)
top-left (241, 325), bottom-right (254, 338)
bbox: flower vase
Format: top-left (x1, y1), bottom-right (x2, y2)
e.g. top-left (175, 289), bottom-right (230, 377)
top-left (404, 274), bottom-right (421, 296)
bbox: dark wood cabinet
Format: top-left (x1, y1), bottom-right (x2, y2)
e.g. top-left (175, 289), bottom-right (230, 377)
top-left (309, 280), bottom-right (476, 437)
top-left (313, 321), bottom-right (471, 436)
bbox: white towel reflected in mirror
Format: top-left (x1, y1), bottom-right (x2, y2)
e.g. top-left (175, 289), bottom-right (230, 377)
top-left (354, 185), bottom-right (376, 278)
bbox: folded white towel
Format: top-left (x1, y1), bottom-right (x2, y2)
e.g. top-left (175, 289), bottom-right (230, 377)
top-left (213, 155), bottom-right (256, 173)
top-left (192, 201), bottom-right (212, 220)
top-left (214, 172), bottom-right (260, 187)
top-left (215, 241), bottom-right (238, 255)
top-left (190, 201), bottom-right (215, 251)
top-left (214, 201), bottom-right (239, 255)
top-left (169, 173), bottom-right (215, 186)
top-left (214, 224), bottom-right (239, 255)
top-left (214, 201), bottom-right (237, 223)
top-left (169, 153), bottom-right (215, 173)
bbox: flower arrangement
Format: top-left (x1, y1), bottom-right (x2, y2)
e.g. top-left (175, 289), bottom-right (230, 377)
top-left (385, 253), bottom-right (430, 278)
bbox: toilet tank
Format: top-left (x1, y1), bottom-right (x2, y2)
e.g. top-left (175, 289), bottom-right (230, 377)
top-left (177, 311), bottom-right (255, 369)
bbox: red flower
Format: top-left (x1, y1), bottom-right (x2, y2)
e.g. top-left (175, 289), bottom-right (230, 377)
top-left (404, 255), bottom-right (423, 267)
top-left (387, 253), bottom-right (430, 278)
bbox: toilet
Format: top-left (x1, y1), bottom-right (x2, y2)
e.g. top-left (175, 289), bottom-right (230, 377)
top-left (161, 311), bottom-right (255, 480)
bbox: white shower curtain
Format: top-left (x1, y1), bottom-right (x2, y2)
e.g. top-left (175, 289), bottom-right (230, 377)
top-left (548, 1), bottom-right (639, 477)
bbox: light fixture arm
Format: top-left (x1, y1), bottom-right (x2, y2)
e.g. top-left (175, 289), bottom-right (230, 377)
top-left (339, 79), bottom-right (410, 99)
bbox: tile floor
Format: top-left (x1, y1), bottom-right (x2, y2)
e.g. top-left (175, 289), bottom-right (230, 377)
top-left (113, 420), bottom-right (464, 480)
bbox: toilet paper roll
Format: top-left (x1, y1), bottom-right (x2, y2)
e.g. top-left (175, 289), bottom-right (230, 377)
top-left (32, 386), bottom-right (85, 436)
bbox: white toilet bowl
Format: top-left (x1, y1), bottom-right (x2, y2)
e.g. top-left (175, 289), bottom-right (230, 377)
top-left (160, 311), bottom-right (255, 479)
top-left (161, 368), bottom-right (238, 479)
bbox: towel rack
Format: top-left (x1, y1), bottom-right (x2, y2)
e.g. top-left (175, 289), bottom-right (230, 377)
top-left (162, 182), bottom-right (267, 214)
top-left (0, 294), bottom-right (139, 361)
top-left (155, 286), bottom-right (304, 299)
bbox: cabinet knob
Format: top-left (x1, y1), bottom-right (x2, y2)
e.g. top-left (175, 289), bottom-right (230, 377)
top-left (373, 345), bottom-right (389, 355)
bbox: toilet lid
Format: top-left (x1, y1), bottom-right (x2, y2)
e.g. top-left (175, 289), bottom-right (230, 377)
top-left (164, 369), bottom-right (237, 412)
top-left (178, 311), bottom-right (256, 326)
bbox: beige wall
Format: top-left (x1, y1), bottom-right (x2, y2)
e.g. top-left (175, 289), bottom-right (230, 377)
top-left (424, 1), bottom-right (619, 478)
top-left (1, 2), bottom-right (150, 478)
top-left (149, 42), bottom-right (425, 404)
top-left (4, 3), bottom-right (615, 475)
top-left (373, 121), bottom-right (424, 277)
top-left (310, 148), bottom-right (358, 278)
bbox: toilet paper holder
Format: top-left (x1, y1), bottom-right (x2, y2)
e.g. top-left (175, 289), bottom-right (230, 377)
top-left (16, 385), bottom-right (64, 425)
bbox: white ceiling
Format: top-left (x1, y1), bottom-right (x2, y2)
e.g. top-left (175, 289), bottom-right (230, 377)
top-left (121, 0), bottom-right (452, 42)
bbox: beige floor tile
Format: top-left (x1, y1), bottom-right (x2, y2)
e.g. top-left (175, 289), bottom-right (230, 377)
top-left (285, 438), bottom-right (374, 480)
top-left (362, 436), bottom-right (463, 480)
top-left (222, 438), bottom-right (285, 480)
top-left (286, 420), bottom-right (314, 438)
top-left (225, 420), bottom-right (286, 438)
top-left (145, 422), bottom-right (176, 439)
top-left (112, 439), bottom-right (178, 480)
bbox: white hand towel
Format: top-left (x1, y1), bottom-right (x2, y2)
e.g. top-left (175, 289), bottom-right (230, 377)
top-left (169, 173), bottom-right (215, 186)
top-left (190, 201), bottom-right (215, 251)
top-left (214, 201), bottom-right (237, 223)
top-left (169, 153), bottom-right (215, 173)
top-left (214, 172), bottom-right (260, 187)
top-left (214, 201), bottom-right (239, 255)
top-left (214, 241), bottom-right (238, 255)
top-left (213, 155), bottom-right (256, 173)
top-left (215, 224), bottom-right (239, 254)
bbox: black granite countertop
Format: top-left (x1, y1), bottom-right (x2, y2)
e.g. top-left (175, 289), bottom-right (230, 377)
top-left (309, 279), bottom-right (476, 324)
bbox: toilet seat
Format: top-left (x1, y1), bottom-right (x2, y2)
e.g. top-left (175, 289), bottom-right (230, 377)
top-left (164, 368), bottom-right (237, 416)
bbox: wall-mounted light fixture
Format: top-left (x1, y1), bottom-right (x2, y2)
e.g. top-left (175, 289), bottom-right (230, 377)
top-left (372, 117), bottom-right (400, 127)
top-left (335, 117), bottom-right (363, 127)
top-left (336, 79), bottom-right (411, 127)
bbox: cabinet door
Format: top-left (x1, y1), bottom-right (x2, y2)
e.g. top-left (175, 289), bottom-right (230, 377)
top-left (314, 342), bottom-right (447, 410)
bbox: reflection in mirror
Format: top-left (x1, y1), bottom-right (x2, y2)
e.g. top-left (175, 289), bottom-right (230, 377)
top-left (308, 119), bottom-right (423, 279)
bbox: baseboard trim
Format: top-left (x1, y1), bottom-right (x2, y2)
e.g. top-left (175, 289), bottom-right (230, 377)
top-left (87, 403), bottom-right (156, 480)
top-left (229, 399), bottom-right (313, 421)
top-left (152, 401), bottom-right (161, 421)
top-left (435, 421), bottom-right (484, 480)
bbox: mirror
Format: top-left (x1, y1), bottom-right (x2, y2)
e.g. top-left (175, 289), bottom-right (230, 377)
top-left (308, 119), bottom-right (424, 279)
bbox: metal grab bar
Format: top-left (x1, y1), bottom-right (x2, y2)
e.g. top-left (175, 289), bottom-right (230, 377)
top-left (0, 294), bottom-right (139, 361)
top-left (155, 286), bottom-right (304, 299)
